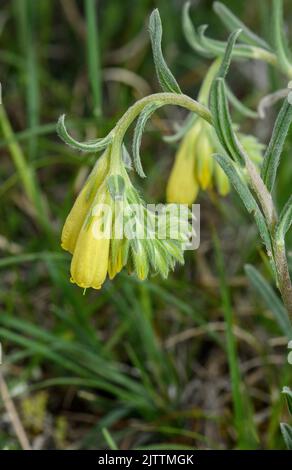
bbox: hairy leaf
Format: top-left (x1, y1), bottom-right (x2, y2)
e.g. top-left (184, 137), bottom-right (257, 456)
top-left (275, 195), bottom-right (292, 245)
top-left (261, 99), bottom-right (292, 191)
top-left (57, 114), bottom-right (112, 152)
top-left (149, 9), bottom-right (181, 94)
top-left (213, 2), bottom-right (271, 50)
top-left (280, 423), bottom-right (292, 450)
top-left (132, 102), bottom-right (163, 177)
top-left (214, 154), bottom-right (272, 255)
top-left (272, 0), bottom-right (292, 77)
top-left (282, 387), bottom-right (292, 416)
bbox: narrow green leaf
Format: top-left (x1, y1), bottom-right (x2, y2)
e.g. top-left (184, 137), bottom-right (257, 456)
top-left (282, 387), bottom-right (292, 415)
top-left (213, 2), bottom-right (271, 50)
top-left (102, 428), bottom-right (118, 450)
top-left (211, 78), bottom-right (245, 165)
top-left (213, 234), bottom-right (258, 449)
top-left (85, 0), bottom-right (102, 117)
top-left (280, 423), bottom-right (292, 450)
top-left (182, 4), bottom-right (276, 66)
top-left (214, 154), bottom-right (272, 254)
top-left (197, 25), bottom-right (260, 61)
top-left (226, 85), bottom-right (259, 119)
top-left (149, 9), bottom-right (181, 94)
top-left (272, 0), bottom-right (292, 78)
top-left (182, 2), bottom-right (212, 57)
top-left (0, 251), bottom-right (67, 269)
top-left (20, 0), bottom-right (40, 160)
top-left (132, 102), bottom-right (163, 177)
top-left (275, 195), bottom-right (292, 245)
top-left (208, 32), bottom-right (250, 166)
top-left (57, 114), bottom-right (112, 152)
top-left (216, 29), bottom-right (242, 79)
top-left (261, 99), bottom-right (292, 192)
top-left (245, 264), bottom-right (292, 339)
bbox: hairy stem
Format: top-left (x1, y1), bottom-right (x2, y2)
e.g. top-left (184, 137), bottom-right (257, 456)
top-left (273, 241), bottom-right (292, 318)
top-left (239, 144), bottom-right (292, 318)
top-left (245, 157), bottom-right (277, 227)
top-left (248, 167), bottom-right (292, 319)
top-left (113, 92), bottom-right (212, 146)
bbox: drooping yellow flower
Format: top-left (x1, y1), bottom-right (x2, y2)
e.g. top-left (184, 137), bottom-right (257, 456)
top-left (61, 149), bottom-right (110, 254)
top-left (70, 189), bottom-right (111, 290)
top-left (167, 118), bottom-right (264, 205)
top-left (61, 141), bottom-right (191, 290)
top-left (107, 237), bottom-right (129, 280)
top-left (213, 162), bottom-right (229, 196)
top-left (166, 122), bottom-right (200, 205)
top-left (195, 124), bottom-right (214, 190)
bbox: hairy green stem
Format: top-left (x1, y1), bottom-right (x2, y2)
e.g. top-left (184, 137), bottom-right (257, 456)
top-left (245, 157), bottom-right (277, 227)
top-left (245, 153), bottom-right (292, 318)
top-left (273, 240), bottom-right (292, 319)
top-left (113, 92), bottom-right (212, 146)
top-left (244, 155), bottom-right (292, 318)
top-left (272, 0), bottom-right (292, 79)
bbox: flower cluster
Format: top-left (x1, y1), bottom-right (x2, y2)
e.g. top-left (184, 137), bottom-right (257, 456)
top-left (58, 8), bottom-right (266, 291)
top-left (61, 142), bottom-right (191, 290)
top-left (167, 118), bottom-right (264, 205)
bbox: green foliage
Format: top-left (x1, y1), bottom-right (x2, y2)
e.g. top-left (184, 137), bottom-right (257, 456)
top-left (132, 102), bottom-right (163, 177)
top-left (261, 99), bottom-right (292, 192)
top-left (245, 265), bottom-right (292, 339)
top-left (149, 9), bottom-right (182, 94)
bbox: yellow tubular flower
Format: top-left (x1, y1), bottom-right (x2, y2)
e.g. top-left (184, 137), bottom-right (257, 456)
top-left (214, 163), bottom-right (230, 196)
top-left (166, 116), bottom-right (264, 204)
top-left (195, 123), bottom-right (214, 190)
top-left (166, 122), bottom-right (200, 205)
top-left (61, 150), bottom-right (110, 254)
top-left (70, 190), bottom-right (111, 290)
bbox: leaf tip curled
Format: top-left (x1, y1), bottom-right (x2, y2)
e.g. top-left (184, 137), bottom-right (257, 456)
top-left (56, 114), bottom-right (67, 138)
top-left (198, 24), bottom-right (208, 35)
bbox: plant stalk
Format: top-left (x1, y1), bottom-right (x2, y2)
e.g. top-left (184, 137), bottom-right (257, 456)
top-left (273, 242), bottom-right (292, 318)
top-left (113, 92), bottom-right (212, 146)
top-left (244, 153), bottom-right (292, 319)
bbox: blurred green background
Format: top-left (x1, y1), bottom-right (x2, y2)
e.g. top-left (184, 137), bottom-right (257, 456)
top-left (0, 0), bottom-right (291, 450)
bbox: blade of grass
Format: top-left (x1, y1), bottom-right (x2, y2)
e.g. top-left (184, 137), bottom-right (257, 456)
top-left (85, 0), bottom-right (102, 117)
top-left (213, 232), bottom-right (258, 449)
top-left (14, 0), bottom-right (40, 160)
top-left (0, 252), bottom-right (68, 269)
top-left (0, 105), bottom-right (53, 243)
top-left (102, 428), bottom-right (118, 450)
